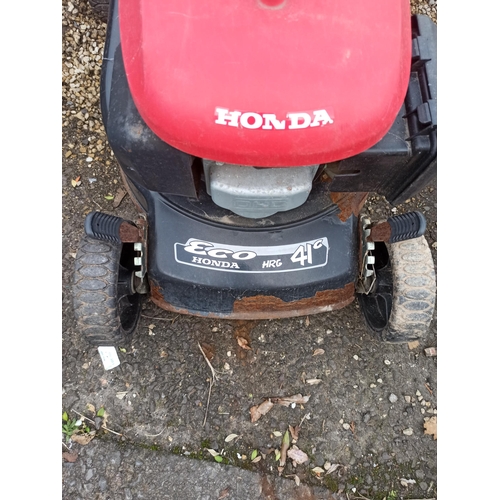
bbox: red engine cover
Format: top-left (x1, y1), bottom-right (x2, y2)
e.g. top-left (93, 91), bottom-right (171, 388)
top-left (120, 0), bottom-right (411, 167)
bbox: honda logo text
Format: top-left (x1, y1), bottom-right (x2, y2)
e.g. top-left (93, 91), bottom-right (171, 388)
top-left (214, 108), bottom-right (334, 130)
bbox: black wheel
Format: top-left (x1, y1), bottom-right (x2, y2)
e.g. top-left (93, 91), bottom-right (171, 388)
top-left (73, 234), bottom-right (143, 346)
top-left (88, 0), bottom-right (109, 21)
top-left (358, 236), bottom-right (436, 343)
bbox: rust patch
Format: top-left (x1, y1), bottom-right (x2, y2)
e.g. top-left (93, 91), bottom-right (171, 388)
top-left (329, 192), bottom-right (368, 222)
top-left (119, 222), bottom-right (140, 242)
top-left (149, 282), bottom-right (355, 320)
top-left (233, 283), bottom-right (355, 318)
top-left (368, 220), bottom-right (391, 242)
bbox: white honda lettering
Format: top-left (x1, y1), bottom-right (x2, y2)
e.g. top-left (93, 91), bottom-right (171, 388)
top-left (240, 112), bottom-right (263, 129)
top-left (214, 108), bottom-right (334, 130)
top-left (310, 109), bottom-right (334, 127)
top-left (288, 112), bottom-right (312, 129)
top-left (192, 256), bottom-right (240, 269)
top-left (262, 114), bottom-right (286, 130)
top-left (214, 108), bottom-right (242, 127)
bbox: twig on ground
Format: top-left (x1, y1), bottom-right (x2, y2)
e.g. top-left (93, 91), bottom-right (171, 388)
top-left (198, 342), bottom-right (218, 381)
top-left (351, 494), bottom-right (372, 500)
top-left (141, 314), bottom-right (180, 325)
top-left (62, 441), bottom-right (71, 451)
top-left (299, 412), bottom-right (311, 427)
top-left (144, 428), bottom-right (165, 437)
top-left (71, 409), bottom-right (123, 436)
top-left (198, 342), bottom-right (219, 426)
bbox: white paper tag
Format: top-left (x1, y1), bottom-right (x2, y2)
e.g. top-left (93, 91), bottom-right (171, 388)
top-left (98, 346), bottom-right (121, 370)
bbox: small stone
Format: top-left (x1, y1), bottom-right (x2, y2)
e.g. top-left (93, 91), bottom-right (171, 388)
top-left (227, 351), bottom-right (231, 357)
top-left (424, 347), bottom-right (437, 357)
top-left (377, 378), bottom-right (383, 383)
top-left (343, 423), bottom-right (351, 430)
top-left (404, 396), bottom-right (411, 403)
top-left (370, 383), bottom-right (376, 388)
top-left (326, 329), bottom-right (333, 334)
top-left (384, 359), bottom-right (391, 365)
top-left (402, 428), bottom-right (414, 436)
top-left (389, 393), bottom-right (398, 403)
top-left (353, 355), bottom-right (359, 360)
top-left (416, 390), bottom-right (422, 397)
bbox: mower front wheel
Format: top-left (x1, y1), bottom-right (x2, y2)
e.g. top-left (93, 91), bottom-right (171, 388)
top-left (73, 234), bottom-right (144, 346)
top-left (358, 236), bottom-right (436, 343)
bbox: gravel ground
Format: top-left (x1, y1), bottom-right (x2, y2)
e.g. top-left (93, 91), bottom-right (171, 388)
top-left (62, 1), bottom-right (438, 499)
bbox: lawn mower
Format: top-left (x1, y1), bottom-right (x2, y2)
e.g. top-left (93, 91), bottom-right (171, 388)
top-left (73, 0), bottom-right (437, 346)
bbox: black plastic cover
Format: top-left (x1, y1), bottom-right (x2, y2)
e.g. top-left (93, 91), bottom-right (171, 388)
top-left (328, 15), bottom-right (437, 205)
top-left (100, 0), bottom-right (200, 199)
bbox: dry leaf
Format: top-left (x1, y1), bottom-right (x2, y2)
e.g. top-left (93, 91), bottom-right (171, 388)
top-left (279, 430), bottom-right (290, 467)
top-left (112, 187), bottom-right (127, 208)
top-left (313, 349), bottom-right (325, 356)
top-left (100, 411), bottom-right (109, 430)
top-left (287, 447), bottom-right (308, 464)
top-left (251, 455), bottom-right (262, 463)
top-left (237, 337), bottom-right (251, 350)
top-left (400, 478), bottom-right (416, 487)
top-left (424, 416), bottom-right (437, 439)
top-left (325, 463), bottom-right (341, 475)
top-left (306, 378), bottom-right (322, 385)
top-left (71, 176), bottom-right (81, 188)
top-left (62, 452), bottom-right (78, 463)
top-left (305, 316), bottom-right (310, 327)
top-left (86, 403), bottom-right (96, 415)
top-left (311, 467), bottom-right (325, 475)
top-left (285, 474), bottom-right (301, 486)
top-left (116, 391), bottom-right (128, 400)
top-left (272, 394), bottom-right (310, 406)
top-left (218, 487), bottom-right (231, 500)
top-left (206, 449), bottom-right (220, 457)
top-left (272, 431), bottom-right (282, 437)
top-left (71, 431), bottom-right (96, 445)
top-left (289, 425), bottom-right (300, 441)
top-left (408, 341), bottom-right (420, 350)
top-left (225, 433), bottom-right (239, 443)
top-left (250, 399), bottom-right (274, 422)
